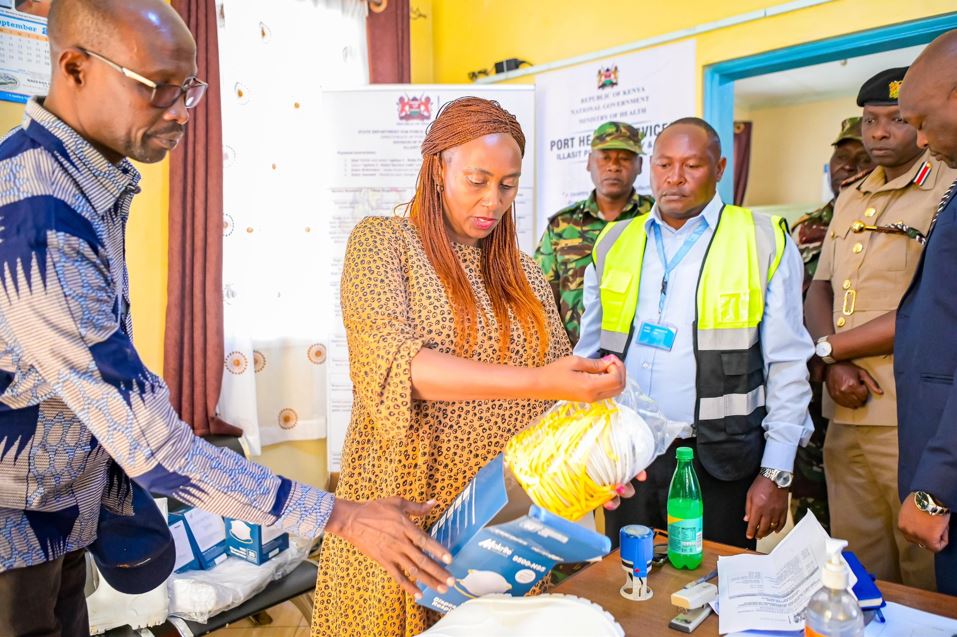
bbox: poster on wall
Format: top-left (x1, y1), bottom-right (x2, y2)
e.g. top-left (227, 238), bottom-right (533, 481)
top-left (321, 85), bottom-right (535, 472)
top-left (535, 39), bottom-right (696, 231)
top-left (0, 3), bottom-right (50, 104)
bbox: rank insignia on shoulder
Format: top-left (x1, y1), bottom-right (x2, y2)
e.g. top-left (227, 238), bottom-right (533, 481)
top-left (913, 161), bottom-right (932, 187)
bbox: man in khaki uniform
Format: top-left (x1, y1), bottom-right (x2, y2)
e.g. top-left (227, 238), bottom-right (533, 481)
top-left (805, 68), bottom-right (957, 589)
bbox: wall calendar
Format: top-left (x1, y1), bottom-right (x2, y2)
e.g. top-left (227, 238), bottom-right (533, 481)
top-left (0, 2), bottom-right (51, 104)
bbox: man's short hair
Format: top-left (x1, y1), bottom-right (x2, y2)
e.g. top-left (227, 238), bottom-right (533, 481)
top-left (661, 117), bottom-right (722, 158)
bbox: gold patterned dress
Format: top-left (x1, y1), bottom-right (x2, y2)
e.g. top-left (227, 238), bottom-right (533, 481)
top-left (311, 216), bottom-right (571, 637)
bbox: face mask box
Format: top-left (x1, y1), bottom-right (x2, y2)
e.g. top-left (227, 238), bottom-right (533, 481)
top-left (416, 453), bottom-right (610, 614)
top-left (223, 518), bottom-right (290, 565)
top-left (167, 508), bottom-right (228, 571)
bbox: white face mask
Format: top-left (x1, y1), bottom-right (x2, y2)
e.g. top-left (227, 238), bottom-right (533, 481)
top-left (418, 594), bottom-right (625, 637)
top-left (229, 520), bottom-right (253, 542)
top-left (456, 570), bottom-right (512, 597)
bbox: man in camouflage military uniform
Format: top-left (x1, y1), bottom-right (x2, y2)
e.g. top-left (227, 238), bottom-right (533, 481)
top-left (535, 122), bottom-right (654, 346)
top-left (790, 117), bottom-right (874, 532)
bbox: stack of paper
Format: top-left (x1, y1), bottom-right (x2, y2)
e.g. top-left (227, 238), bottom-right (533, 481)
top-left (717, 513), bottom-right (855, 634)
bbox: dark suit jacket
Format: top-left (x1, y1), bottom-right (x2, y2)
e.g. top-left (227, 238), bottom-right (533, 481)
top-left (894, 177), bottom-right (957, 593)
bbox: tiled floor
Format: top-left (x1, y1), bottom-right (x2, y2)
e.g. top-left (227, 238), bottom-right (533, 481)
top-left (209, 601), bottom-right (311, 636)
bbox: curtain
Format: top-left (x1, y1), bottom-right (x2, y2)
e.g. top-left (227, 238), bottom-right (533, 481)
top-left (733, 121), bottom-right (753, 206)
top-left (367, 0), bottom-right (410, 83)
top-left (166, 0), bottom-right (241, 437)
top-left (216, 0), bottom-right (368, 454)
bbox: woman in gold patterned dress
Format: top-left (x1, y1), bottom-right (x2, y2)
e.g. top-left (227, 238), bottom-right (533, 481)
top-left (312, 97), bottom-right (627, 637)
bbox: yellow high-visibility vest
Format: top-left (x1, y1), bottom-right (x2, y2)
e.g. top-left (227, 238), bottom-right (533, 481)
top-left (591, 205), bottom-right (788, 480)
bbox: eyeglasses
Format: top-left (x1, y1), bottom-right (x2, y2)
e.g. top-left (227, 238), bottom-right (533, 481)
top-left (79, 48), bottom-right (208, 110)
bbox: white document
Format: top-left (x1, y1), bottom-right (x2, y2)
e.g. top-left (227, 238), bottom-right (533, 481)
top-left (717, 513), bottom-right (856, 634)
top-left (863, 602), bottom-right (957, 637)
top-left (184, 509), bottom-right (226, 552)
top-left (169, 520), bottom-right (196, 571)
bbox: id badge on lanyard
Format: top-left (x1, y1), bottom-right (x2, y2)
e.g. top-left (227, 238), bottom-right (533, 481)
top-left (636, 221), bottom-right (707, 352)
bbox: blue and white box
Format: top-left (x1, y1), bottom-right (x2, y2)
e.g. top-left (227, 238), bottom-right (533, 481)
top-left (168, 508), bottom-right (228, 571)
top-left (224, 518), bottom-right (290, 565)
top-left (417, 453), bottom-right (611, 614)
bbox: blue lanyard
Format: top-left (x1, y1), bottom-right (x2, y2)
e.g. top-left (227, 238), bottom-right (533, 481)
top-left (651, 220), bottom-right (708, 315)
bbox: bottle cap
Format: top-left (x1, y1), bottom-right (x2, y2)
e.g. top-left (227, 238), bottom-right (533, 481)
top-left (676, 447), bottom-right (694, 462)
top-left (822, 538), bottom-right (849, 590)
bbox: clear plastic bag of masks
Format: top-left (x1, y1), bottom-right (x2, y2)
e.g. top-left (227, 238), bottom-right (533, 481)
top-left (505, 379), bottom-right (692, 521)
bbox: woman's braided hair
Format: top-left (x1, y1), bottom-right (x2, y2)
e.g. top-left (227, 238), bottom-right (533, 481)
top-left (407, 97), bottom-right (548, 363)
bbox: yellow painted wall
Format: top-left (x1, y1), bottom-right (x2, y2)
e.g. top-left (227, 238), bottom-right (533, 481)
top-left (127, 160), bottom-right (169, 372)
top-left (0, 101), bottom-right (23, 133)
top-left (424, 0), bottom-right (957, 101)
top-left (411, 0), bottom-right (434, 83)
top-left (738, 95), bottom-right (859, 207)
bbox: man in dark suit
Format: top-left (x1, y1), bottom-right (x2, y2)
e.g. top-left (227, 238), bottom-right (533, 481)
top-left (894, 29), bottom-right (957, 595)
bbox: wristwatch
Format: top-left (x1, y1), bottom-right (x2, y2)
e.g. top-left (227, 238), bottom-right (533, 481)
top-left (760, 467), bottom-right (793, 489)
top-left (815, 336), bottom-right (836, 365)
top-left (914, 491), bottom-right (950, 516)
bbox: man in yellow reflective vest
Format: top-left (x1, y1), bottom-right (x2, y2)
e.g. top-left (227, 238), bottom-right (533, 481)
top-left (576, 118), bottom-right (814, 549)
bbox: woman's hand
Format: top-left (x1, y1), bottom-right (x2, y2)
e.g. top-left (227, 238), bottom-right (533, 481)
top-left (537, 354), bottom-right (626, 402)
top-left (325, 497), bottom-right (454, 599)
top-left (603, 471), bottom-right (647, 510)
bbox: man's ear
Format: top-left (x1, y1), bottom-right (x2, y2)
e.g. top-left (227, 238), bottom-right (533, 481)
top-left (635, 155), bottom-right (643, 175)
top-left (57, 48), bottom-right (89, 89)
top-left (715, 156), bottom-right (728, 183)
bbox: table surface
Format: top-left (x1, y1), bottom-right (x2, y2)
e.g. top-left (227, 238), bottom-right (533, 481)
top-left (552, 540), bottom-right (957, 636)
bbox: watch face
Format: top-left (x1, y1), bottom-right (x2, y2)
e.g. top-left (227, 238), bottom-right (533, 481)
top-left (815, 341), bottom-right (832, 358)
top-left (916, 491), bottom-right (931, 510)
top-left (777, 473), bottom-right (793, 488)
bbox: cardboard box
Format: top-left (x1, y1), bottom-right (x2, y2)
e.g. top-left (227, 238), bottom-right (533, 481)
top-left (224, 518), bottom-right (290, 565)
top-left (417, 453), bottom-right (610, 614)
top-left (167, 508), bottom-right (227, 571)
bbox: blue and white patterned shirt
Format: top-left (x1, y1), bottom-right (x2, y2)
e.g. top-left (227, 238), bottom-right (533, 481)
top-left (0, 99), bottom-right (334, 572)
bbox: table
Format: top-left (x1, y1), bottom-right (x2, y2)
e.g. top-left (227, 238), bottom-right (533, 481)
top-left (553, 541), bottom-right (957, 636)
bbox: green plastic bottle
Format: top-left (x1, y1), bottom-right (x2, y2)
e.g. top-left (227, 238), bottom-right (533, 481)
top-left (667, 446), bottom-right (703, 570)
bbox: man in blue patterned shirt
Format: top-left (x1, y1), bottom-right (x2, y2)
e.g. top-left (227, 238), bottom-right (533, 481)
top-left (0, 1), bottom-right (452, 633)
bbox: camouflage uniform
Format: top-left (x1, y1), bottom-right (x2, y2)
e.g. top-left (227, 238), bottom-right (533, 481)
top-left (788, 117), bottom-right (865, 532)
top-left (534, 122), bottom-right (654, 346)
top-left (536, 191), bottom-right (654, 346)
top-left (793, 199), bottom-right (836, 290)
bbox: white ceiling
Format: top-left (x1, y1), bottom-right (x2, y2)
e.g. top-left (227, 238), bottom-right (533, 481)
top-left (734, 44), bottom-right (925, 109)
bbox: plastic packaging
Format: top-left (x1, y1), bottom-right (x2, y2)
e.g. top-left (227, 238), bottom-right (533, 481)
top-left (667, 446), bottom-right (703, 570)
top-left (804, 539), bottom-right (863, 637)
top-left (505, 379), bottom-right (691, 521)
top-left (166, 534), bottom-right (310, 624)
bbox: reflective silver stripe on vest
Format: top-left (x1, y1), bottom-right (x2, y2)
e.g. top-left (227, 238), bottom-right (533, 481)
top-left (698, 385), bottom-right (766, 421)
top-left (697, 327), bottom-right (759, 351)
top-left (593, 217), bottom-right (637, 283)
top-left (753, 213), bottom-right (778, 288)
top-left (599, 330), bottom-right (630, 354)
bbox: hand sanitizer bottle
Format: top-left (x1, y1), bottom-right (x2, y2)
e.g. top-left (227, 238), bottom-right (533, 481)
top-left (804, 539), bottom-right (864, 637)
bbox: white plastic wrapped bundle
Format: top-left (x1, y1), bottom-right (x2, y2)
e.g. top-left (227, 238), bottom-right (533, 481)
top-left (505, 380), bottom-right (691, 521)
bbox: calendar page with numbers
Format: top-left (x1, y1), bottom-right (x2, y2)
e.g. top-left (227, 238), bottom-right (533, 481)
top-left (0, 6), bottom-right (51, 104)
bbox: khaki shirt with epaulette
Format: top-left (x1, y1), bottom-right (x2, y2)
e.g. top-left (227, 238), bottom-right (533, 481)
top-left (814, 149), bottom-right (957, 426)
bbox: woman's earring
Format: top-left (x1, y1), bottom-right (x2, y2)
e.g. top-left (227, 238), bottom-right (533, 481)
top-left (436, 184), bottom-right (444, 193)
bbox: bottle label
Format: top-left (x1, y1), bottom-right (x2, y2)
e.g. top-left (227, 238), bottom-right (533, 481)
top-left (805, 626), bottom-right (826, 637)
top-left (667, 516), bottom-right (703, 555)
